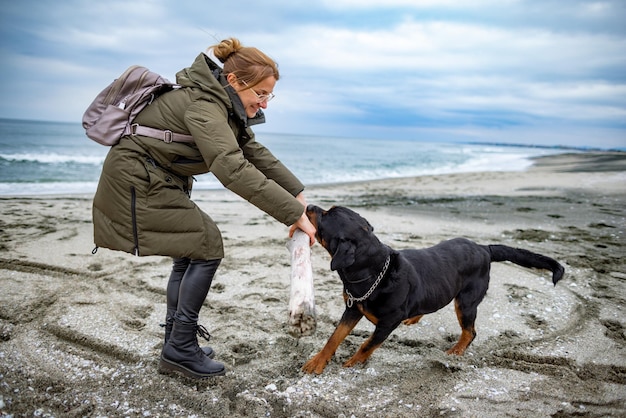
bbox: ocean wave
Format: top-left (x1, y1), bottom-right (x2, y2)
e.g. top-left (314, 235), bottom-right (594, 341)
top-left (0, 119), bottom-right (567, 196)
top-left (0, 153), bottom-right (104, 165)
top-left (0, 181), bottom-right (100, 196)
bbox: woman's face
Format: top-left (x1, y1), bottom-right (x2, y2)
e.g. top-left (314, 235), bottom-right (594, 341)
top-left (229, 75), bottom-right (276, 118)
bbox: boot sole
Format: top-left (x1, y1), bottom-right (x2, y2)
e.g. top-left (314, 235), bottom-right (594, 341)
top-left (159, 356), bottom-right (226, 379)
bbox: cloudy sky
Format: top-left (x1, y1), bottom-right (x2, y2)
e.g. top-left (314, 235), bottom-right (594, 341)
top-left (1, 0), bottom-right (625, 149)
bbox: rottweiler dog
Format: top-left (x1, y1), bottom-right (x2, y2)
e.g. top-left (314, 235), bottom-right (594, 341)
top-left (302, 205), bottom-right (564, 374)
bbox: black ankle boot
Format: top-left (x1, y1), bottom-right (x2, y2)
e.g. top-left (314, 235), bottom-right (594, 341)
top-left (162, 312), bottom-right (215, 358)
top-left (160, 320), bottom-right (225, 378)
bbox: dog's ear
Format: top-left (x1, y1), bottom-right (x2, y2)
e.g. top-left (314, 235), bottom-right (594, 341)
top-left (330, 239), bottom-right (356, 271)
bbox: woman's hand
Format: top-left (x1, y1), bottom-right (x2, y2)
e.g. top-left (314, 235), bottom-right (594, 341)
top-left (289, 193), bottom-right (316, 246)
top-left (290, 213), bottom-right (316, 246)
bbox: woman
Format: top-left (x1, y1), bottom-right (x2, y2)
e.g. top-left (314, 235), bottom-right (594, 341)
top-left (92, 38), bottom-right (316, 379)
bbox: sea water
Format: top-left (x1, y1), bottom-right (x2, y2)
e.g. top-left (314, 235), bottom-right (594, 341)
top-left (0, 118), bottom-right (567, 196)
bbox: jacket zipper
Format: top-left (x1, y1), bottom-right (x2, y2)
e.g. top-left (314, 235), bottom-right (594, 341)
top-left (130, 186), bottom-right (139, 256)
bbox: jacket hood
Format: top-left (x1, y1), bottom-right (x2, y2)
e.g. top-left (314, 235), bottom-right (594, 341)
top-left (176, 53), bottom-right (265, 127)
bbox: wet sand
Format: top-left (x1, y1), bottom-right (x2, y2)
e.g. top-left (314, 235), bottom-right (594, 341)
top-left (1, 151), bottom-right (625, 417)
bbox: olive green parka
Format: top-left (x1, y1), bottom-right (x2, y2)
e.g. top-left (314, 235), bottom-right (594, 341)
top-left (92, 53), bottom-right (305, 259)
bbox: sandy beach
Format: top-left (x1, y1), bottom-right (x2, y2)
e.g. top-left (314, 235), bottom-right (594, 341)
top-left (1, 151), bottom-right (625, 417)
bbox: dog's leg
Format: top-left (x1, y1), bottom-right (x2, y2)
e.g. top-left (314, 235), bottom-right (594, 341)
top-left (302, 308), bottom-right (363, 374)
top-left (343, 322), bottom-right (399, 367)
top-left (446, 299), bottom-right (477, 355)
top-left (402, 314), bottom-right (424, 326)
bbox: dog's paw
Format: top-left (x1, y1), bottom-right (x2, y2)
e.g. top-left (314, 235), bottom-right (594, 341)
top-left (343, 355), bottom-right (368, 368)
top-left (302, 356), bottom-right (328, 374)
top-left (445, 345), bottom-right (467, 356)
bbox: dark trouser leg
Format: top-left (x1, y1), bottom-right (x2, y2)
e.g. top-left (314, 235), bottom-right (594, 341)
top-left (164, 257), bottom-right (214, 358)
top-left (160, 259), bottom-right (225, 378)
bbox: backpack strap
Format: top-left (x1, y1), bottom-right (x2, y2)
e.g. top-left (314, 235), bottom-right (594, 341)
top-left (126, 123), bottom-right (194, 144)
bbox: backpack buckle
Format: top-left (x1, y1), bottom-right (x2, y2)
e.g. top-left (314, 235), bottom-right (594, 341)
top-left (130, 123), bottom-right (139, 135)
top-left (163, 130), bottom-right (173, 143)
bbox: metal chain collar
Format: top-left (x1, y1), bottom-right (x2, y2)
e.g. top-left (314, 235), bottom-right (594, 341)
top-left (345, 254), bottom-right (391, 308)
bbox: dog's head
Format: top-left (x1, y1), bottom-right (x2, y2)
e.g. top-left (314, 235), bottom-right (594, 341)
top-left (306, 204), bottom-right (379, 271)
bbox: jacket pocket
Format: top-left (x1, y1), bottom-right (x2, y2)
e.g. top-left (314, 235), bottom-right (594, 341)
top-left (144, 157), bottom-right (192, 209)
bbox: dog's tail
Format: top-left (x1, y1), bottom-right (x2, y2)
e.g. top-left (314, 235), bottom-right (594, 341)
top-left (488, 245), bottom-right (564, 285)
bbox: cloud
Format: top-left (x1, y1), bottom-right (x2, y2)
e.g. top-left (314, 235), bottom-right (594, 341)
top-left (268, 17), bottom-right (626, 133)
top-left (0, 0), bottom-right (624, 148)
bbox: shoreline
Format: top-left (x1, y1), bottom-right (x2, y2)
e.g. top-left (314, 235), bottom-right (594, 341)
top-left (1, 150), bottom-right (625, 200)
top-left (1, 150), bottom-right (625, 417)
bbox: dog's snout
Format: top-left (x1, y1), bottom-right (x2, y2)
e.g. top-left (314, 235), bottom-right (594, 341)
top-left (306, 204), bottom-right (321, 213)
top-left (306, 204), bottom-right (323, 219)
top-left (306, 204), bottom-right (325, 230)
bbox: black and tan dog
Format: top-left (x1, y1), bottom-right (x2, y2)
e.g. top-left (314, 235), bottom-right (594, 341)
top-left (302, 205), bottom-right (564, 374)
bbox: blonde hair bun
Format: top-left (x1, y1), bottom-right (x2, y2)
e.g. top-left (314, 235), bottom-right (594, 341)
top-left (212, 38), bottom-right (243, 63)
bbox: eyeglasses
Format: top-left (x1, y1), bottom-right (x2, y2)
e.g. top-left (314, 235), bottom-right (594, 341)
top-left (241, 80), bottom-right (275, 103)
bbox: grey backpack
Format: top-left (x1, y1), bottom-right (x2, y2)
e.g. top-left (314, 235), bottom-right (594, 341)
top-left (82, 65), bottom-right (193, 146)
